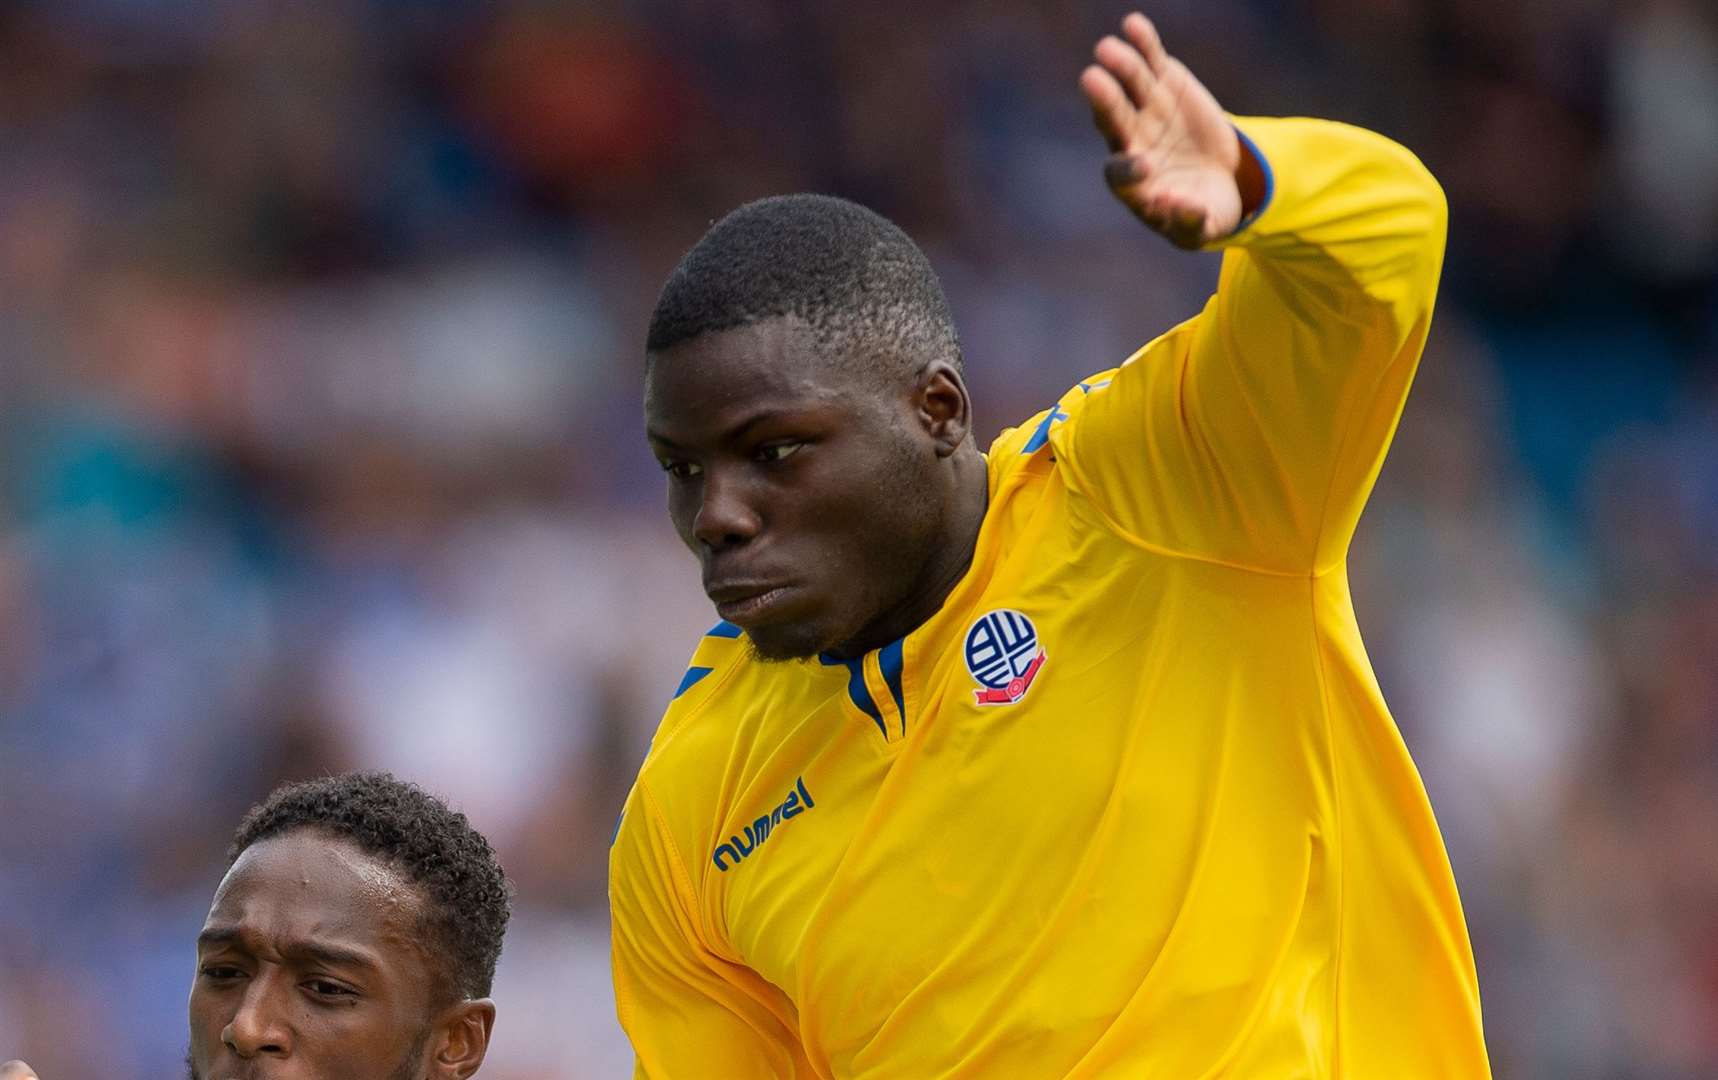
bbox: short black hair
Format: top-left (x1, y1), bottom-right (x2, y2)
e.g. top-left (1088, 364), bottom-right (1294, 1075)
top-left (646, 194), bottom-right (961, 382)
top-left (228, 771), bottom-right (511, 1002)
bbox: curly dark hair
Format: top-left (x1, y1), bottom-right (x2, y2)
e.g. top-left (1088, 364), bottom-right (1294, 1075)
top-left (228, 771), bottom-right (511, 1002)
top-left (646, 193), bottom-right (961, 383)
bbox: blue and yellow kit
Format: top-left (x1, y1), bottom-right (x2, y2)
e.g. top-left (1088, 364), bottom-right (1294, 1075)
top-left (610, 117), bottom-right (1490, 1077)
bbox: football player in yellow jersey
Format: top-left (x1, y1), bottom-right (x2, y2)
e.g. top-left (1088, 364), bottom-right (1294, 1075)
top-left (613, 11), bottom-right (1490, 1078)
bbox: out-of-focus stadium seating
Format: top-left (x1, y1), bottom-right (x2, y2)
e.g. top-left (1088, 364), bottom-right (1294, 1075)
top-left (0, 1), bottom-right (1713, 1075)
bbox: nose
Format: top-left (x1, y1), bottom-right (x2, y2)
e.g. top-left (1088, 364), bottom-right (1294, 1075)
top-left (223, 972), bottom-right (291, 1058)
top-left (691, 469), bottom-right (762, 551)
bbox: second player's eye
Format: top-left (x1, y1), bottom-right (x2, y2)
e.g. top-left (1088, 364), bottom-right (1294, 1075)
top-left (306, 978), bottom-right (357, 999)
top-left (661, 459), bottom-right (703, 480)
top-left (199, 965), bottom-right (245, 982)
top-left (755, 442), bottom-right (804, 463)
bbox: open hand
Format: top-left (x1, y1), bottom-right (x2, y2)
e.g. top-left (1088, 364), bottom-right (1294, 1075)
top-left (1080, 13), bottom-right (1253, 248)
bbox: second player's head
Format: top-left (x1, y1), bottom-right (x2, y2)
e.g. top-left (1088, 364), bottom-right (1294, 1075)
top-left (188, 771), bottom-right (511, 1080)
top-left (645, 194), bottom-right (982, 661)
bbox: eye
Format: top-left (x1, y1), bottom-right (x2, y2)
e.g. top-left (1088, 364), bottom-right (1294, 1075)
top-left (755, 442), bottom-right (804, 463)
top-left (660, 459), bottom-right (703, 480)
top-left (199, 965), bottom-right (245, 982)
top-left (306, 978), bottom-right (357, 999)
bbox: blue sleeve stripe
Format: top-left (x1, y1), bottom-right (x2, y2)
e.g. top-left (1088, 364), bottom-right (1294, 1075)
top-left (879, 638), bottom-right (906, 736)
top-left (707, 621), bottom-right (744, 638)
top-left (674, 666), bottom-right (715, 698)
top-left (1021, 404), bottom-right (1069, 454)
top-left (1233, 125), bottom-right (1275, 233)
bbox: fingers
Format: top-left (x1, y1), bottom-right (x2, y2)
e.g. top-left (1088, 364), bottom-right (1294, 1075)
top-left (1, 1061), bottom-right (40, 1080)
top-left (1083, 13), bottom-right (1175, 151)
top-left (1122, 13), bottom-right (1169, 78)
top-left (1093, 35), bottom-right (1156, 117)
top-left (1092, 11), bottom-right (1169, 115)
top-left (1079, 64), bottom-right (1134, 153)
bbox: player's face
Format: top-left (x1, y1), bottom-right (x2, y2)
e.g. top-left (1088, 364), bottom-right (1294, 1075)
top-left (187, 831), bottom-right (442, 1080)
top-left (646, 318), bottom-right (952, 660)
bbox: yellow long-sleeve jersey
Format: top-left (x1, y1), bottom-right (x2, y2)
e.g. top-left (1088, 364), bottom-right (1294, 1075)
top-left (610, 116), bottom-right (1490, 1078)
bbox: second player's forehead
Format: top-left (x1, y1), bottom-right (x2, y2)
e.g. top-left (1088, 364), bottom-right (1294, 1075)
top-left (204, 830), bottom-right (425, 959)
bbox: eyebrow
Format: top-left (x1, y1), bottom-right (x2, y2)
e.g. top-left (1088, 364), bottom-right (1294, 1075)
top-left (647, 407), bottom-right (799, 451)
top-left (196, 927), bottom-right (381, 972)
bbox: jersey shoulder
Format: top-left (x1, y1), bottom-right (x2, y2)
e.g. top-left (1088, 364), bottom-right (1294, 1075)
top-left (620, 619), bottom-right (836, 885)
top-left (633, 618), bottom-right (822, 812)
top-left (646, 619), bottom-right (754, 763)
top-left (985, 366), bottom-right (1125, 472)
top-left (617, 621), bottom-right (754, 848)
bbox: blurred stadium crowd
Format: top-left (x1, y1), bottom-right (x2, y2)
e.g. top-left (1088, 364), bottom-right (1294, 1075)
top-left (0, 0), bottom-right (1713, 1075)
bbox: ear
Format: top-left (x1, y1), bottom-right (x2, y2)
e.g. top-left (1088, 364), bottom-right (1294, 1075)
top-left (916, 361), bottom-right (972, 458)
top-left (426, 998), bottom-right (496, 1079)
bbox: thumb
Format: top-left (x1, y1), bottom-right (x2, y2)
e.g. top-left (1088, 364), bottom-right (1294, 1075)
top-left (1, 1061), bottom-right (40, 1080)
top-left (1103, 153), bottom-right (1148, 191)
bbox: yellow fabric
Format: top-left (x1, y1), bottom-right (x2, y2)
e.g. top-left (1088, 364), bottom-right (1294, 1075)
top-left (610, 116), bottom-right (1490, 1079)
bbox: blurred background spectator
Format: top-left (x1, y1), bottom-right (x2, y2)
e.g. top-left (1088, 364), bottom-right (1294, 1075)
top-left (0, 0), bottom-right (1713, 1075)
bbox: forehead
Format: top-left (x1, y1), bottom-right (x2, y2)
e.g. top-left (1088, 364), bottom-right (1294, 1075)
top-left (645, 318), bottom-right (863, 426)
top-left (204, 830), bottom-right (424, 955)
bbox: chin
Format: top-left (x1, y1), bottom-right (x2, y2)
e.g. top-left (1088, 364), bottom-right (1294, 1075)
top-left (744, 620), bottom-right (835, 663)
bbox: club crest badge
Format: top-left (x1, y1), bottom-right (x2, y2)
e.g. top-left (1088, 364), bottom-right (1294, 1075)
top-left (964, 609), bottom-right (1047, 705)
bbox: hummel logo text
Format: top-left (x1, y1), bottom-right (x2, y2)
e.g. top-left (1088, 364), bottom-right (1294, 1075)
top-left (712, 777), bottom-right (815, 872)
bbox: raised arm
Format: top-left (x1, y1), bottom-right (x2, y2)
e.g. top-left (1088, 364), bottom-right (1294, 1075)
top-left (610, 784), bottom-right (813, 1079)
top-left (1047, 13), bottom-right (1447, 574)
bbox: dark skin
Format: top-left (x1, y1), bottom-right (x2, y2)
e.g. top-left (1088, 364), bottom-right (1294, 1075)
top-left (646, 13), bottom-right (1260, 661)
top-left (646, 318), bottom-right (987, 662)
top-left (185, 829), bottom-right (494, 1080)
top-left (2, 830), bottom-right (495, 1080)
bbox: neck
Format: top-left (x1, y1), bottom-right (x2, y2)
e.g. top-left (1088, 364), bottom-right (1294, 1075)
top-left (826, 447), bottom-right (989, 660)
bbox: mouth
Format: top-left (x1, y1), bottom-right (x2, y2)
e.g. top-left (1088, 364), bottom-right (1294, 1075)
top-left (707, 583), bottom-right (796, 626)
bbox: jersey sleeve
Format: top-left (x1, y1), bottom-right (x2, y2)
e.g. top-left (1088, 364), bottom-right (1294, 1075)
top-left (609, 779), bottom-right (812, 1079)
top-left (1048, 115), bottom-right (1448, 574)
